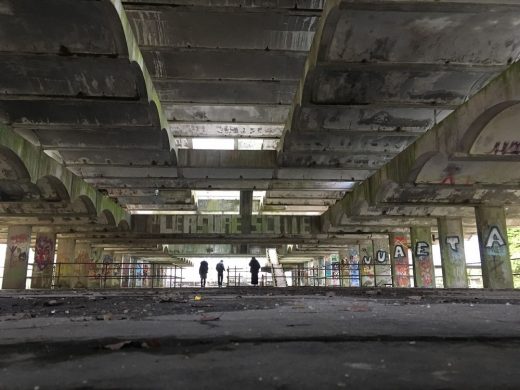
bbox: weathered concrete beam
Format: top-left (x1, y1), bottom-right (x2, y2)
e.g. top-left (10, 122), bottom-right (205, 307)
top-left (169, 122), bottom-right (284, 138)
top-left (326, 3), bottom-right (520, 65)
top-left (295, 105), bottom-right (453, 133)
top-left (85, 178), bottom-right (357, 190)
top-left (264, 198), bottom-right (337, 206)
top-left (0, 216), bottom-right (98, 226)
top-left (67, 165), bottom-right (178, 180)
top-left (309, 65), bottom-right (499, 106)
top-left (144, 48), bottom-right (307, 80)
top-left (0, 0), bottom-right (128, 56)
top-left (106, 188), bottom-right (192, 200)
top-left (0, 100), bottom-right (160, 130)
top-left (122, 0), bottom-right (324, 9)
top-left (125, 204), bottom-right (198, 211)
top-left (126, 8), bottom-right (318, 50)
top-left (280, 151), bottom-right (393, 169)
top-left (55, 149), bottom-right (174, 167)
top-left (283, 131), bottom-right (416, 153)
top-left (0, 56), bottom-right (146, 99)
top-left (155, 79), bottom-right (298, 104)
top-left (21, 129), bottom-right (167, 150)
top-left (175, 137), bottom-right (279, 150)
top-left (164, 103), bottom-right (290, 123)
top-left (266, 190), bottom-right (345, 199)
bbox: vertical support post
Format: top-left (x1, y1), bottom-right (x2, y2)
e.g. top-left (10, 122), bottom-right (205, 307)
top-left (410, 226), bottom-right (436, 288)
top-left (111, 253), bottom-right (123, 288)
top-left (121, 254), bottom-right (130, 288)
top-left (72, 242), bottom-right (92, 288)
top-left (359, 240), bottom-right (375, 287)
top-left (31, 229), bottom-right (56, 289)
top-left (475, 206), bottom-right (513, 288)
top-left (55, 238), bottom-right (75, 288)
top-left (240, 190), bottom-right (253, 253)
top-left (438, 217), bottom-right (468, 288)
top-left (339, 248), bottom-right (348, 287)
top-left (2, 225), bottom-right (32, 289)
top-left (373, 236), bottom-right (392, 287)
top-left (389, 232), bottom-right (411, 287)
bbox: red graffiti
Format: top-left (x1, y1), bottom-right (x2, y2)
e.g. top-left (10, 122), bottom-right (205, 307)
top-left (418, 259), bottom-right (434, 287)
top-left (393, 236), bottom-right (410, 287)
top-left (34, 236), bottom-right (55, 271)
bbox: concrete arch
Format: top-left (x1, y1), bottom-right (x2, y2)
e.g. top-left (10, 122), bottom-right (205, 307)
top-left (98, 209), bottom-right (117, 227)
top-left (118, 219), bottom-right (131, 232)
top-left (36, 175), bottom-right (70, 202)
top-left (71, 195), bottom-right (97, 215)
top-left (0, 145), bottom-right (31, 181)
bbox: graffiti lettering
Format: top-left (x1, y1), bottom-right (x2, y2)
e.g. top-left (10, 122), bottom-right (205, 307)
top-left (376, 250), bottom-right (387, 263)
top-left (394, 245), bottom-right (406, 258)
top-left (415, 241), bottom-right (430, 257)
top-left (362, 255), bottom-right (372, 265)
top-left (445, 236), bottom-right (460, 252)
top-left (490, 141), bottom-right (520, 156)
top-left (485, 226), bottom-right (506, 248)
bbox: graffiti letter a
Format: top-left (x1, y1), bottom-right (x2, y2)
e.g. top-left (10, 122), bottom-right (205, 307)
top-left (485, 226), bottom-right (506, 248)
top-left (394, 245), bottom-right (405, 258)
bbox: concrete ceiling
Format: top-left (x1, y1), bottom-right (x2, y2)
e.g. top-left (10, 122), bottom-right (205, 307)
top-left (1, 0), bottom-right (520, 243)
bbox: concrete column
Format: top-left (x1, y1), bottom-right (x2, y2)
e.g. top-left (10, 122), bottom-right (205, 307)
top-left (389, 232), bottom-right (411, 287)
top-left (97, 251), bottom-right (115, 288)
top-left (55, 238), bottom-right (75, 288)
top-left (111, 253), bottom-right (123, 288)
top-left (438, 217), bottom-right (468, 288)
top-left (2, 225), bottom-right (32, 289)
top-left (410, 226), bottom-right (436, 288)
top-left (121, 254), bottom-right (131, 288)
top-left (359, 240), bottom-right (375, 287)
top-left (72, 242), bottom-right (92, 288)
top-left (347, 245), bottom-right (361, 287)
top-left (373, 237), bottom-right (392, 287)
top-left (240, 190), bottom-right (253, 234)
top-left (31, 230), bottom-right (56, 289)
top-left (475, 206), bottom-right (513, 288)
top-left (338, 248), bottom-right (349, 287)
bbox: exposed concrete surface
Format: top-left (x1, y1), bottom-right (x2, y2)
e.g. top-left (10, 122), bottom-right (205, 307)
top-left (0, 288), bottom-right (519, 389)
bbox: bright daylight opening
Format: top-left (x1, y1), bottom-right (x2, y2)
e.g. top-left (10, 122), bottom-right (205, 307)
top-left (192, 138), bottom-right (234, 150)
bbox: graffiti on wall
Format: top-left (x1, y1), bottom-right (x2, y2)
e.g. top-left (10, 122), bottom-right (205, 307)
top-left (484, 226), bottom-right (507, 256)
top-left (489, 141), bottom-right (520, 156)
top-left (34, 236), bottom-right (55, 271)
top-left (360, 246), bottom-right (375, 287)
top-left (392, 236), bottom-right (410, 287)
top-left (7, 233), bottom-right (30, 264)
top-left (414, 241), bottom-right (434, 288)
top-left (445, 236), bottom-right (460, 252)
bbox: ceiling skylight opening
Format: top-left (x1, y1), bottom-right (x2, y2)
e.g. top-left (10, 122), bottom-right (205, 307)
top-left (192, 138), bottom-right (234, 150)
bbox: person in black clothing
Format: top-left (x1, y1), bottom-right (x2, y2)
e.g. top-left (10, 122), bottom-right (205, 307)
top-left (199, 260), bottom-right (208, 287)
top-left (216, 260), bottom-right (225, 287)
top-left (249, 257), bottom-right (261, 286)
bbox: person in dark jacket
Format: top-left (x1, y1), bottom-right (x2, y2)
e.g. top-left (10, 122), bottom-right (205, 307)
top-left (216, 260), bottom-right (225, 287)
top-left (199, 260), bottom-right (209, 287)
top-left (249, 257), bottom-right (261, 286)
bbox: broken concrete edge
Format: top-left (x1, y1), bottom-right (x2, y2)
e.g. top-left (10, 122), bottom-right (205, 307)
top-left (0, 124), bottom-right (130, 227)
top-left (323, 61), bottom-right (520, 228)
top-left (110, 0), bottom-right (178, 162)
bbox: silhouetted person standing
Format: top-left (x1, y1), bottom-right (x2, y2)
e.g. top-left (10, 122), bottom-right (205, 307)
top-left (249, 257), bottom-right (260, 286)
top-left (199, 260), bottom-right (208, 287)
top-left (216, 260), bottom-right (225, 287)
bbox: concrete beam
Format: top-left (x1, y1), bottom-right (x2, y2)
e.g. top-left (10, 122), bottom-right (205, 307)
top-left (0, 56), bottom-right (146, 99)
top-left (280, 151), bottom-right (394, 169)
top-left (164, 103), bottom-right (290, 123)
top-left (144, 48), bottom-right (307, 80)
top-left (126, 8), bottom-right (318, 51)
top-left (0, 0), bottom-right (128, 56)
top-left (55, 149), bottom-right (174, 167)
top-left (155, 79), bottom-right (298, 104)
top-left (122, 0), bottom-right (324, 9)
top-left (169, 122), bottom-right (284, 138)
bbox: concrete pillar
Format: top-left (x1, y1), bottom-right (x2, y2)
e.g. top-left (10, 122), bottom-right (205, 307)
top-left (121, 254), bottom-right (131, 288)
top-left (97, 251), bottom-right (115, 288)
top-left (347, 245), bottom-right (361, 287)
top-left (438, 217), bottom-right (468, 288)
top-left (475, 206), bottom-right (513, 288)
top-left (359, 240), bottom-right (375, 287)
top-left (240, 190), bottom-right (253, 233)
top-left (373, 237), bottom-right (392, 287)
top-left (2, 225), bottom-right (32, 289)
top-left (239, 190), bottom-right (253, 253)
top-left (55, 238), bottom-right (75, 288)
top-left (389, 232), bottom-right (411, 287)
top-left (111, 253), bottom-right (123, 288)
top-left (410, 226), bottom-right (436, 288)
top-left (72, 242), bottom-right (92, 288)
top-left (31, 230), bottom-right (56, 289)
top-left (339, 248), bottom-right (348, 287)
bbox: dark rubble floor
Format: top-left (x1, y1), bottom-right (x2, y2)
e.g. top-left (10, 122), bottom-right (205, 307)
top-left (0, 287), bottom-right (519, 389)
